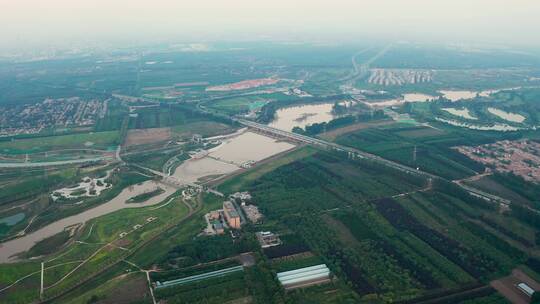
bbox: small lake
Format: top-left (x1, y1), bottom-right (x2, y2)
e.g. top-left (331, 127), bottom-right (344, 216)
top-left (442, 108), bottom-right (477, 120)
top-left (487, 107), bottom-right (526, 123)
top-left (435, 118), bottom-right (521, 131)
top-left (269, 103), bottom-right (336, 131)
top-left (438, 89), bottom-right (511, 102)
top-left (439, 90), bottom-right (479, 101)
top-left (364, 93), bottom-right (437, 108)
top-left (0, 213), bottom-right (25, 226)
top-left (0, 180), bottom-right (176, 263)
top-left (402, 93), bottom-right (437, 102)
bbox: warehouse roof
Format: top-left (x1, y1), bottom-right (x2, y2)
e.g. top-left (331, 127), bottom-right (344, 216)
top-left (277, 264), bottom-right (330, 287)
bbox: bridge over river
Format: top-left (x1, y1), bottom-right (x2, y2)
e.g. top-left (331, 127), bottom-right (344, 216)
top-left (236, 119), bottom-right (511, 206)
top-left (236, 119), bottom-right (437, 178)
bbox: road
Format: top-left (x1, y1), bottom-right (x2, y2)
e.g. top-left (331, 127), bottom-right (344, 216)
top-left (236, 119), bottom-right (437, 179)
top-left (115, 145), bottom-right (123, 162)
top-left (0, 156), bottom-right (113, 168)
top-left (132, 164), bottom-right (202, 190)
top-left (236, 119), bottom-right (511, 205)
top-left (36, 196), bottom-right (199, 303)
top-left (341, 45), bottom-right (392, 86)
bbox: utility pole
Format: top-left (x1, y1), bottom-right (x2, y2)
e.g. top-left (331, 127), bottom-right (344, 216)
top-left (413, 145), bottom-right (417, 163)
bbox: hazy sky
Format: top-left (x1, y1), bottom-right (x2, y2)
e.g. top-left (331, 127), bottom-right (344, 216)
top-left (1, 0), bottom-right (540, 50)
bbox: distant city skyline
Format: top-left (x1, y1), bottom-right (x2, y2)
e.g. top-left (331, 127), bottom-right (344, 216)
top-left (2, 0), bottom-right (540, 50)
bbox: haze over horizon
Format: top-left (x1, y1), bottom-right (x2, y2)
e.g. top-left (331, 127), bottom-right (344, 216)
top-left (1, 0), bottom-right (540, 50)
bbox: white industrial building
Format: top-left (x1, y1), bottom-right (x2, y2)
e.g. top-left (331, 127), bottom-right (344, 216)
top-left (276, 264), bottom-right (331, 290)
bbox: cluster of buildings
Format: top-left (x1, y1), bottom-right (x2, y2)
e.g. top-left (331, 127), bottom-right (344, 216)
top-left (196, 190), bottom-right (333, 292)
top-left (203, 200), bottom-right (242, 235)
top-left (0, 97), bottom-right (107, 137)
top-left (202, 191), bottom-right (263, 236)
top-left (367, 68), bottom-right (433, 86)
top-left (455, 139), bottom-right (540, 183)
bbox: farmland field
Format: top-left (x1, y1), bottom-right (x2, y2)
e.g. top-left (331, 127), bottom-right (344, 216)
top-left (171, 121), bottom-right (237, 139)
top-left (2, 38), bottom-right (540, 304)
top-left (335, 124), bottom-right (487, 180)
top-left (212, 147), bottom-right (540, 302)
top-left (0, 131), bottom-right (119, 155)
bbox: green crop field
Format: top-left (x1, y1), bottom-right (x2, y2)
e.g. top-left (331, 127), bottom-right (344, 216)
top-left (171, 121), bottom-right (237, 139)
top-left (2, 40), bottom-right (540, 304)
top-left (334, 124), bottom-right (490, 180)
top-left (217, 146), bottom-right (317, 193)
top-left (212, 149), bottom-right (540, 302)
top-left (208, 96), bottom-right (268, 114)
top-left (0, 193), bottom-right (189, 304)
top-left (0, 131), bottom-right (119, 155)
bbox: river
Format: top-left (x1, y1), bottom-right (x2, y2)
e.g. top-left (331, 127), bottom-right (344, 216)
top-left (0, 180), bottom-right (176, 263)
top-left (172, 131), bottom-right (294, 183)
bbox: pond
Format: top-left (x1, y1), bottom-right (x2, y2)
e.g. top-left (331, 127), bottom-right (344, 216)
top-left (487, 107), bottom-right (526, 123)
top-left (442, 107), bottom-right (477, 120)
top-left (269, 103), bottom-right (336, 131)
top-left (435, 118), bottom-right (521, 131)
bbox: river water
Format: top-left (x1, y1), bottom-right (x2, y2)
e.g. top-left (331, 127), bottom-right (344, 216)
top-left (0, 180), bottom-right (176, 263)
top-left (487, 107), bottom-right (526, 123)
top-left (269, 103), bottom-right (336, 131)
top-left (173, 131), bottom-right (294, 183)
top-left (442, 107), bottom-right (477, 120)
top-left (0, 131), bottom-right (294, 263)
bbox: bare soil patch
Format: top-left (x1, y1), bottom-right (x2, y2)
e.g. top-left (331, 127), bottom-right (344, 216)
top-left (114, 238), bottom-right (132, 248)
top-left (101, 273), bottom-right (149, 304)
top-left (124, 128), bottom-right (171, 147)
top-left (491, 269), bottom-right (540, 304)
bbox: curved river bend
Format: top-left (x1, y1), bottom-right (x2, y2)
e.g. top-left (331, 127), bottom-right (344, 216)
top-left (0, 180), bottom-right (176, 263)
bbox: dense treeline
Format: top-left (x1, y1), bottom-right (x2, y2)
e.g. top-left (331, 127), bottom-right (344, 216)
top-left (375, 198), bottom-right (498, 279)
top-left (336, 126), bottom-right (486, 180)
top-left (288, 215), bottom-right (376, 296)
top-left (432, 179), bottom-right (494, 211)
top-left (129, 103), bottom-right (235, 129)
top-left (511, 204), bottom-right (540, 230)
top-left (292, 110), bottom-right (386, 135)
top-left (462, 222), bottom-right (525, 262)
top-left (492, 173), bottom-right (540, 207)
top-left (163, 234), bottom-right (252, 267)
top-left (480, 215), bottom-right (534, 247)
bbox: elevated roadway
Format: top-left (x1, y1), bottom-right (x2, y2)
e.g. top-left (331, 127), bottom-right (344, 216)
top-left (0, 156), bottom-right (113, 168)
top-left (236, 119), bottom-right (437, 179)
top-left (236, 119), bottom-right (512, 205)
